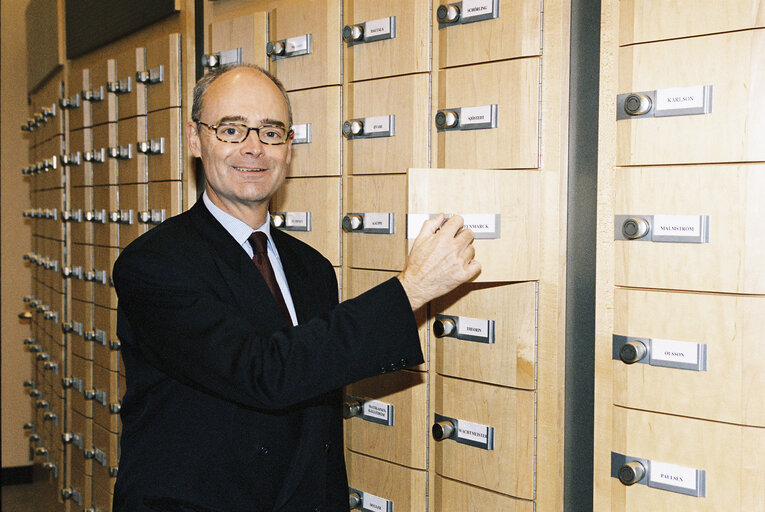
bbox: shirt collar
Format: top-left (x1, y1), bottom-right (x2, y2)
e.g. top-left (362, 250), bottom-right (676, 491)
top-left (202, 190), bottom-right (275, 252)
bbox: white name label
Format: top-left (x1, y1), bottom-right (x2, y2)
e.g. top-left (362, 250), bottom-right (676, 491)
top-left (655, 86), bottom-right (705, 112)
top-left (365, 17), bottom-right (392, 37)
top-left (285, 212), bottom-right (309, 228)
top-left (292, 123), bottom-right (310, 143)
top-left (460, 105), bottom-right (494, 126)
top-left (407, 213), bottom-right (500, 239)
top-left (457, 419), bottom-right (490, 444)
top-left (457, 317), bottom-right (490, 338)
top-left (363, 213), bottom-right (391, 230)
top-left (462, 0), bottom-right (496, 19)
top-left (364, 115), bottom-right (391, 135)
top-left (363, 492), bottom-right (392, 512)
top-left (653, 215), bottom-right (701, 238)
top-left (363, 400), bottom-right (391, 422)
top-left (286, 35), bottom-right (308, 53)
top-left (650, 338), bottom-right (698, 366)
top-left (649, 462), bottom-right (699, 492)
top-left (461, 214), bottom-right (498, 236)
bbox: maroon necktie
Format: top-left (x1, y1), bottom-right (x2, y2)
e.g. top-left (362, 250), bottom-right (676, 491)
top-left (248, 232), bottom-right (291, 322)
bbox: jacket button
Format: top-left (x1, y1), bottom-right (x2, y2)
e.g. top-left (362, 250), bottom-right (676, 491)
top-left (323, 442), bottom-right (331, 453)
top-left (379, 366), bottom-right (387, 374)
top-left (388, 362), bottom-right (398, 372)
top-left (258, 446), bottom-right (269, 455)
top-left (400, 357), bottom-right (408, 367)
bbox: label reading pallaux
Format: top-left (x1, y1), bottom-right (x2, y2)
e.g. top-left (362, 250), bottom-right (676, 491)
top-left (456, 419), bottom-right (495, 450)
top-left (462, 0), bottom-right (498, 20)
top-left (285, 212), bottom-right (309, 228)
top-left (649, 461), bottom-right (705, 496)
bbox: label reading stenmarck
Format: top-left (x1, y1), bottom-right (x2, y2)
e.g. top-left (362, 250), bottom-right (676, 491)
top-left (462, 0), bottom-right (497, 20)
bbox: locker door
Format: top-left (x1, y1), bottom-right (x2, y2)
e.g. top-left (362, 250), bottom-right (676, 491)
top-left (93, 245), bottom-right (118, 309)
top-left (343, 0), bottom-right (431, 81)
top-left (408, 168), bottom-right (541, 282)
top-left (268, 0), bottom-right (342, 90)
top-left (345, 451), bottom-right (427, 511)
top-left (287, 86), bottom-right (341, 177)
top-left (93, 363), bottom-right (121, 434)
top-left (90, 59), bottom-right (115, 127)
top-left (144, 33), bottom-right (182, 113)
top-left (92, 123), bottom-right (116, 187)
top-left (117, 183), bottom-right (148, 248)
top-left (116, 115), bottom-right (147, 185)
top-left (145, 108), bottom-right (182, 182)
top-left (94, 305), bottom-right (119, 374)
top-left (343, 74), bottom-right (430, 175)
top-left (66, 128), bottom-right (88, 188)
top-left (92, 184), bottom-right (118, 248)
top-left (146, 180), bottom-right (182, 227)
top-left (209, 11), bottom-right (269, 70)
top-left (435, 0), bottom-right (542, 68)
top-left (114, 46), bottom-right (147, 120)
top-left (270, 176), bottom-right (341, 266)
top-left (617, 30), bottom-right (765, 165)
top-left (65, 67), bottom-right (87, 131)
top-left (436, 59), bottom-right (539, 169)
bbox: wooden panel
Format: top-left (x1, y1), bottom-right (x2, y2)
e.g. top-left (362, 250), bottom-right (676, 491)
top-left (66, 66), bottom-right (89, 131)
top-left (69, 467), bottom-right (93, 510)
top-left (610, 407), bottom-right (765, 511)
top-left (614, 288), bottom-right (765, 426)
top-left (435, 0), bottom-right (542, 68)
top-left (614, 164), bottom-right (765, 293)
top-left (69, 186), bottom-right (93, 245)
top-left (434, 376), bottom-right (535, 499)
top-left (345, 370), bottom-right (428, 469)
top-left (114, 46), bottom-right (147, 120)
top-left (92, 123), bottom-right (117, 186)
top-left (69, 243), bottom-right (93, 304)
top-left (343, 74), bottom-right (430, 175)
top-left (93, 245), bottom-right (118, 309)
top-left (343, 268), bottom-right (428, 370)
top-left (93, 186), bottom-right (119, 248)
top-left (117, 183), bottom-right (148, 248)
top-left (436, 59), bottom-right (539, 169)
top-left (90, 59), bottom-right (116, 126)
top-left (146, 107), bottom-right (182, 181)
top-left (270, 176), bottom-right (341, 266)
top-left (209, 11), bottom-right (269, 69)
top-left (93, 363), bottom-right (121, 434)
top-left (94, 305), bottom-right (120, 373)
top-left (345, 450), bottom-right (427, 511)
top-left (287, 86), bottom-right (342, 177)
top-left (147, 180), bottom-right (182, 225)
top-left (343, 174), bottom-right (408, 271)
top-left (67, 128), bottom-right (88, 187)
top-left (92, 480), bottom-right (115, 512)
top-left (434, 475), bottom-right (535, 511)
top-left (117, 115), bottom-right (148, 185)
top-left (433, 281), bottom-right (537, 389)
top-left (145, 33), bottom-right (182, 112)
top-left (617, 30), bottom-right (765, 165)
top-left (619, 0), bottom-right (765, 45)
top-left (70, 353), bottom-right (93, 418)
top-left (269, 0), bottom-right (342, 90)
top-left (408, 168), bottom-right (541, 282)
top-left (70, 409), bottom-right (92, 476)
top-left (343, 0), bottom-right (431, 81)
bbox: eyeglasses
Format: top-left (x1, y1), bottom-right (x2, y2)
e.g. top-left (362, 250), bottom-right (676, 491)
top-left (195, 121), bottom-right (293, 145)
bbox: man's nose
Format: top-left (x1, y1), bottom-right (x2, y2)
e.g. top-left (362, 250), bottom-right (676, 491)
top-left (240, 129), bottom-right (265, 155)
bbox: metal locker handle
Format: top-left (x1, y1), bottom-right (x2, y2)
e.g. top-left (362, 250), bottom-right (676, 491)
top-left (618, 460), bottom-right (646, 486)
top-left (619, 340), bottom-right (648, 364)
top-left (432, 419), bottom-right (457, 440)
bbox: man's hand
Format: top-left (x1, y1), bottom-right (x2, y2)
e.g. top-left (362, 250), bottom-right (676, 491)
top-left (397, 214), bottom-right (482, 310)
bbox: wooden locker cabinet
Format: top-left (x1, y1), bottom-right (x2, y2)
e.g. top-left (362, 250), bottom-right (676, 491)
top-left (94, 304), bottom-right (120, 373)
top-left (433, 375), bottom-right (535, 499)
top-left (270, 176), bottom-right (342, 266)
top-left (344, 369), bottom-right (428, 469)
top-left (268, 0), bottom-right (342, 90)
top-left (114, 46), bottom-right (147, 120)
top-left (147, 180), bottom-right (183, 225)
top-left (209, 11), bottom-right (269, 70)
top-left (287, 86), bottom-right (342, 178)
top-left (433, 474), bottom-right (534, 512)
top-left (619, 0), bottom-right (765, 46)
top-left (93, 246), bottom-right (118, 309)
top-left (343, 268), bottom-right (429, 370)
top-left (614, 165), bottom-right (765, 294)
top-left (93, 186), bottom-right (119, 249)
top-left (67, 128), bottom-right (88, 187)
top-left (343, 174), bottom-right (408, 271)
top-left (117, 115), bottom-right (148, 185)
top-left (343, 74), bottom-right (430, 175)
top-left (613, 288), bottom-right (765, 427)
top-left (70, 353), bottom-right (94, 418)
top-left (434, 0), bottom-right (542, 69)
top-left (345, 450), bottom-right (428, 511)
top-left (91, 123), bottom-right (117, 186)
top-left (617, 30), bottom-right (765, 166)
top-left (610, 407), bottom-right (765, 511)
top-left (66, 67), bottom-right (88, 131)
top-left (343, 0), bottom-right (431, 82)
top-left (145, 33), bottom-right (182, 113)
top-left (145, 108), bottom-right (182, 182)
top-left (93, 363), bottom-right (121, 434)
top-left (90, 59), bottom-right (117, 127)
top-left (117, 183), bottom-right (148, 249)
top-left (408, 168), bottom-right (542, 283)
top-left (435, 59), bottom-right (540, 169)
top-left (432, 281), bottom-right (537, 390)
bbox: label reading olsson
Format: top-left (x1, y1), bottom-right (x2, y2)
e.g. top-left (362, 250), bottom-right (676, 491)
top-left (650, 338), bottom-right (698, 366)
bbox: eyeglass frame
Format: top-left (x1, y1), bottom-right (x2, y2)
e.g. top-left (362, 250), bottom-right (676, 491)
top-left (194, 119), bottom-right (294, 145)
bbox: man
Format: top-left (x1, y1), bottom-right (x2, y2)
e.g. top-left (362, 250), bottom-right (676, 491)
top-left (113, 64), bottom-right (480, 512)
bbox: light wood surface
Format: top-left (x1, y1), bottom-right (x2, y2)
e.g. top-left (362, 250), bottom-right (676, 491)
top-left (435, 58), bottom-right (540, 169)
top-left (287, 86), bottom-right (342, 177)
top-left (435, 0), bottom-right (542, 69)
top-left (343, 0), bottom-right (431, 82)
top-left (407, 168), bottom-right (542, 282)
top-left (345, 450), bottom-right (428, 511)
top-left (270, 176), bottom-right (342, 265)
top-left (117, 183), bottom-right (148, 249)
top-left (117, 115), bottom-right (148, 185)
top-left (146, 33), bottom-right (182, 113)
top-left (210, 11), bottom-right (269, 69)
top-left (343, 74), bottom-right (430, 175)
top-left (433, 281), bottom-right (537, 389)
top-left (146, 107), bottom-right (182, 182)
top-left (345, 369), bottom-right (428, 469)
top-left (114, 47), bottom-right (147, 120)
top-left (614, 164), bottom-right (765, 293)
top-left (92, 185), bottom-right (119, 249)
top-left (619, 0), bottom-right (765, 45)
top-left (93, 305), bottom-right (119, 372)
top-left (433, 475), bottom-right (535, 511)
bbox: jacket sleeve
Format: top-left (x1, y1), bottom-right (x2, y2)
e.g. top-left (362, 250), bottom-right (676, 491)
top-left (114, 244), bottom-right (423, 410)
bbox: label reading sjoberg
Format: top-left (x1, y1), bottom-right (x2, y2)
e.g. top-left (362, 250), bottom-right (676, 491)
top-left (462, 0), bottom-right (496, 20)
top-left (363, 213), bottom-right (391, 230)
top-left (363, 400), bottom-right (391, 423)
top-left (457, 317), bottom-right (490, 338)
top-left (365, 17), bottom-right (392, 38)
top-left (286, 35), bottom-right (308, 53)
top-left (363, 116), bottom-right (391, 135)
top-left (649, 461), bottom-right (700, 493)
top-left (650, 338), bottom-right (698, 367)
top-left (459, 105), bottom-right (494, 127)
top-left (363, 492), bottom-right (392, 512)
top-left (653, 215), bottom-right (701, 238)
top-left (655, 86), bottom-right (705, 112)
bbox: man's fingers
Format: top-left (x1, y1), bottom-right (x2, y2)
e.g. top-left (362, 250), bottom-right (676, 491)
top-left (420, 213), bottom-right (446, 236)
top-left (436, 214), bottom-right (464, 238)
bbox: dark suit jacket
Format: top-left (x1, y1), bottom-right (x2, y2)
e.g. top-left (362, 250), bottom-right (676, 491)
top-left (112, 200), bottom-right (423, 512)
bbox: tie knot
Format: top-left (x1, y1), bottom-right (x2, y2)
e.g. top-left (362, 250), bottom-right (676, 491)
top-left (248, 231), bottom-right (269, 255)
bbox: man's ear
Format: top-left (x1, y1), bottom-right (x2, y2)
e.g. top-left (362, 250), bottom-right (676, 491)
top-left (186, 121), bottom-right (202, 158)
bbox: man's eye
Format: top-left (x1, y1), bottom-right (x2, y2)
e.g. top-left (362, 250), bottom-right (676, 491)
top-left (222, 127), bottom-right (240, 136)
top-left (263, 130), bottom-right (281, 139)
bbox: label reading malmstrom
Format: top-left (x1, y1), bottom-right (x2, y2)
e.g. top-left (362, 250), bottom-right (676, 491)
top-left (457, 419), bottom-right (495, 450)
top-left (652, 215), bottom-right (701, 238)
top-left (462, 0), bottom-right (497, 20)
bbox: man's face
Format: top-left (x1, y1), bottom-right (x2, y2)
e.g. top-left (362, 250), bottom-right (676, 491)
top-left (187, 68), bottom-right (292, 223)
